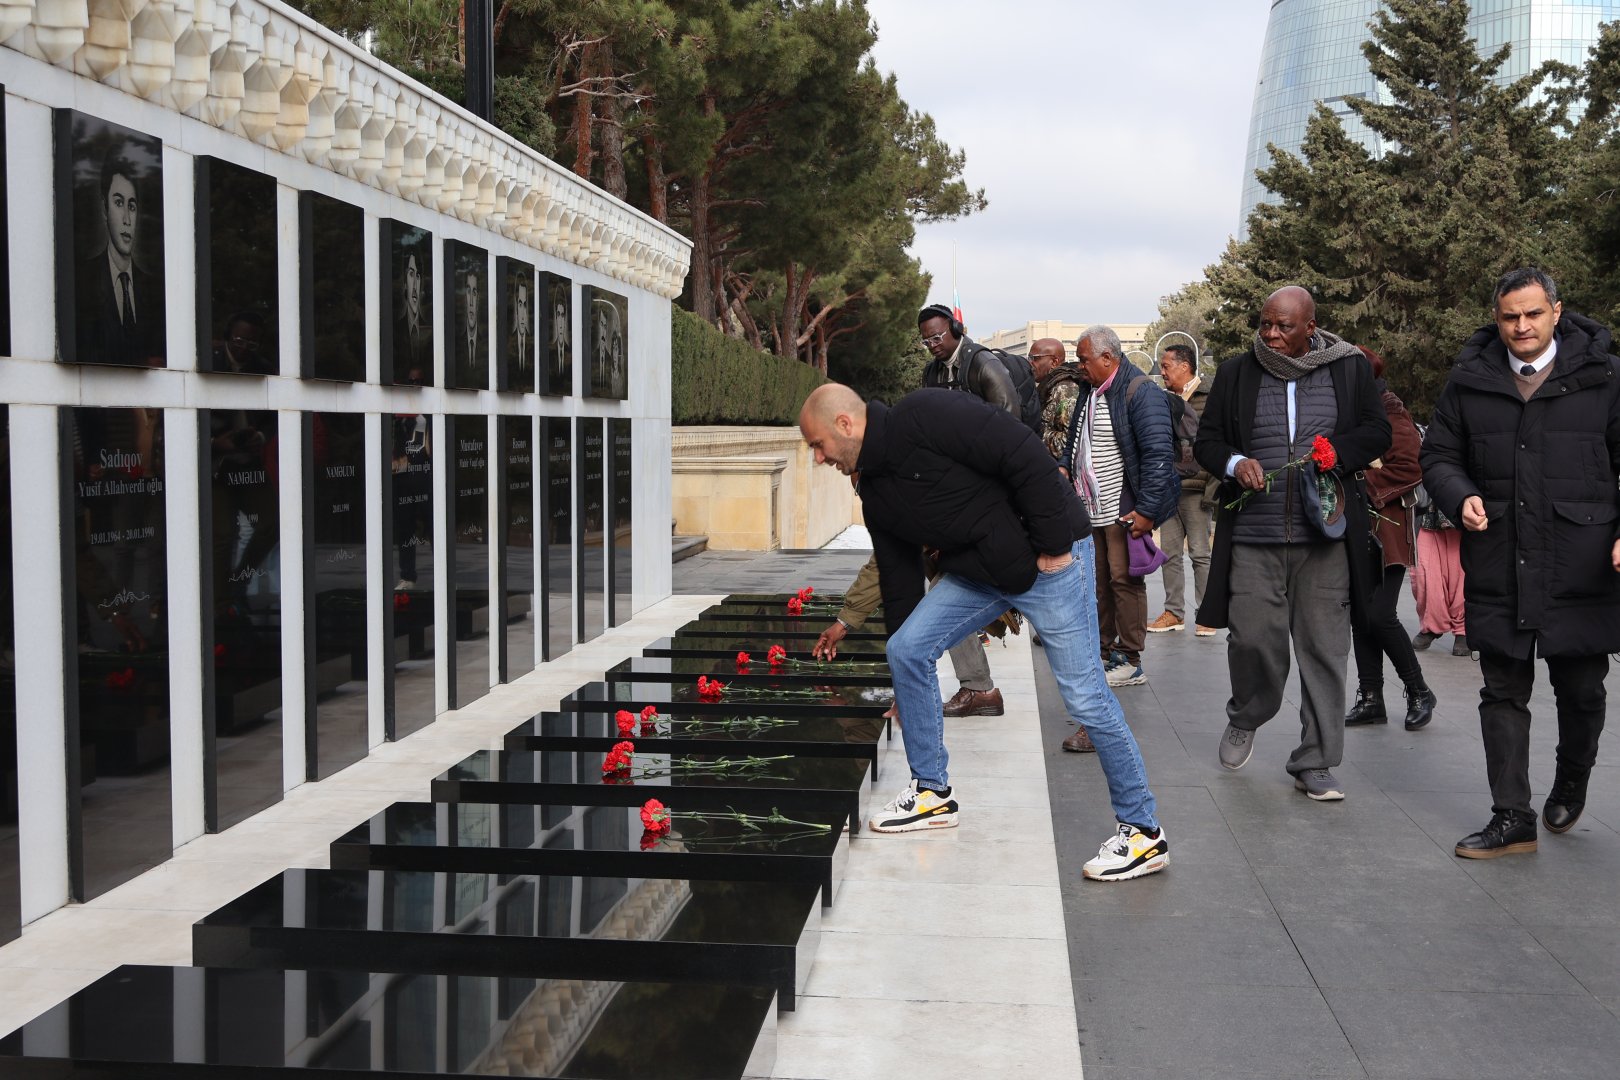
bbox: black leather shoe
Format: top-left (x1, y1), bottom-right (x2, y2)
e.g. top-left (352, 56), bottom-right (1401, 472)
top-left (1344, 687), bottom-right (1387, 726)
top-left (1544, 771), bottom-right (1589, 834)
top-left (1403, 684), bottom-right (1436, 731)
top-left (1455, 809), bottom-right (1538, 859)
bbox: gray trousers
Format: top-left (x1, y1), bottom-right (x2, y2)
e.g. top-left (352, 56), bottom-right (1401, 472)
top-left (1159, 490), bottom-right (1212, 619)
top-left (927, 573), bottom-right (993, 690)
top-left (1226, 542), bottom-right (1349, 773)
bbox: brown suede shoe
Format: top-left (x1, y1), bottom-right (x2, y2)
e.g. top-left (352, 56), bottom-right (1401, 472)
top-left (1146, 611), bottom-right (1184, 633)
top-left (1061, 726), bottom-right (1096, 753)
top-left (942, 687), bottom-right (1004, 717)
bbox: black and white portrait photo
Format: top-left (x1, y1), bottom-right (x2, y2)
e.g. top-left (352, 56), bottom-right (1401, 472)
top-left (584, 285), bottom-right (628, 400)
top-left (381, 220), bottom-right (433, 386)
top-left (196, 157), bottom-right (278, 376)
top-left (497, 256), bottom-right (536, 393)
top-left (445, 240), bottom-right (489, 391)
top-left (538, 272), bottom-right (573, 396)
top-left (55, 111), bottom-right (166, 368)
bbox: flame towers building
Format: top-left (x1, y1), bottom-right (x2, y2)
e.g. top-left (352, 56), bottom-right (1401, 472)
top-left (1240, 0), bottom-right (1620, 233)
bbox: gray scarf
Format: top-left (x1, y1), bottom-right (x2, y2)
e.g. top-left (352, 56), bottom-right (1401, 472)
top-left (1253, 328), bottom-right (1361, 381)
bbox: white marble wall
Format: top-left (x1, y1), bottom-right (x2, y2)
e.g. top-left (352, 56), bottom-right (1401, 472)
top-left (0, 1), bottom-right (689, 925)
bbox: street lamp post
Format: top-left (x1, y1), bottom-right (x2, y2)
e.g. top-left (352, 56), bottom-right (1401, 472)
top-left (1153, 331), bottom-right (1203, 379)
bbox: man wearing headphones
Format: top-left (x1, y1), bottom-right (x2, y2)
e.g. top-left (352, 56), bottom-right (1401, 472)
top-left (919, 303), bottom-right (1020, 413)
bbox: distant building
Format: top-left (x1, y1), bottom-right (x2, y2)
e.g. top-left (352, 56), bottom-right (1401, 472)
top-left (977, 321), bottom-right (1153, 370)
top-left (1241, 0), bottom-right (1620, 234)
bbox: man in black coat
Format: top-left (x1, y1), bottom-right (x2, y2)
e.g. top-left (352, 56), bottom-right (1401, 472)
top-left (799, 384), bottom-right (1168, 881)
top-left (1194, 286), bottom-right (1390, 801)
top-left (1421, 267), bottom-right (1620, 859)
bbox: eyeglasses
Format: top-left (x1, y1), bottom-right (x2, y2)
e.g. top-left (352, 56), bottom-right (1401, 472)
top-left (920, 331), bottom-right (951, 347)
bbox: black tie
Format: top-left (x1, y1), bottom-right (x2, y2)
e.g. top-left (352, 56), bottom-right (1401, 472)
top-left (1520, 364), bottom-right (1535, 377)
top-left (118, 271), bottom-right (135, 332)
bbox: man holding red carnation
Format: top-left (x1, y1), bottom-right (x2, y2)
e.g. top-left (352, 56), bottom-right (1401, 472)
top-left (1194, 286), bottom-right (1391, 801)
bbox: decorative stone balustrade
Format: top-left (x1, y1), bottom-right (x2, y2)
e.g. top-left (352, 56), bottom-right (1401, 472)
top-left (2, 0), bottom-right (692, 296)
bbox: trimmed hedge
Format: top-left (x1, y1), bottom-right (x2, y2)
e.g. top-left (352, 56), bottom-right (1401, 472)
top-left (672, 308), bottom-right (826, 425)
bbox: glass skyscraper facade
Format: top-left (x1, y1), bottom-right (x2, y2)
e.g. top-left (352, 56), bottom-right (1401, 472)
top-left (1241, 0), bottom-right (1620, 233)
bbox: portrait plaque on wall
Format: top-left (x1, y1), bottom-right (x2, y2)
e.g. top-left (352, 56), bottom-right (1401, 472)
top-left (445, 240), bottom-right (489, 391)
top-left (53, 111), bottom-right (166, 368)
top-left (496, 257), bottom-right (536, 393)
top-left (583, 286), bottom-right (628, 400)
top-left (608, 418), bottom-right (633, 626)
top-left (304, 413), bottom-right (368, 779)
top-left (538, 273), bottom-right (573, 396)
top-left (63, 406), bottom-right (171, 901)
top-left (379, 219), bottom-right (433, 387)
top-left (499, 416), bottom-right (536, 682)
top-left (201, 407), bottom-right (283, 831)
top-left (577, 418), bottom-right (606, 642)
top-left (448, 416), bottom-right (491, 708)
top-left (539, 417), bottom-right (573, 661)
top-left (0, 89), bottom-right (10, 357)
top-left (195, 157), bottom-right (278, 375)
top-left (298, 193), bottom-right (365, 383)
top-left (384, 412), bottom-right (435, 740)
top-left (0, 408), bottom-right (16, 944)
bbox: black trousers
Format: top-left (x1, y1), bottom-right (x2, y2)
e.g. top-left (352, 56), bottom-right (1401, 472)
top-left (1478, 651), bottom-right (1608, 817)
top-left (1352, 565), bottom-right (1423, 689)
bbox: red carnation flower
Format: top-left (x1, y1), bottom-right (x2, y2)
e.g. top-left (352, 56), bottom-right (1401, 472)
top-left (640, 831), bottom-right (662, 849)
top-left (736, 651), bottom-right (751, 670)
top-left (393, 592), bottom-right (411, 611)
top-left (640, 705), bottom-right (659, 724)
top-left (797, 586), bottom-right (814, 601)
top-left (767, 644), bottom-right (788, 666)
top-left (697, 677), bottom-right (725, 701)
top-left (786, 597), bottom-right (803, 615)
top-left (1310, 435), bottom-right (1337, 471)
top-left (615, 709), bottom-right (637, 736)
top-left (640, 798), bottom-right (671, 835)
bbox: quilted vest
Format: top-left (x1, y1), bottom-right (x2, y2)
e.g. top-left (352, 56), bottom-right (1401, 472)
top-left (1232, 366), bottom-right (1338, 544)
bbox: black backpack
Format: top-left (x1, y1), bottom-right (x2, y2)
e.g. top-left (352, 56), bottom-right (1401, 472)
top-left (964, 344), bottom-right (1044, 437)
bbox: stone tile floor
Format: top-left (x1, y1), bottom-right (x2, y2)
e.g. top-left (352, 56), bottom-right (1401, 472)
top-left (680, 546), bottom-right (1620, 1079)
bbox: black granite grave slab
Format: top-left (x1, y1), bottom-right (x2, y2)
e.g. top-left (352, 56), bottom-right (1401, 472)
top-left (0, 963), bottom-right (776, 1078)
top-left (644, 634), bottom-right (888, 660)
top-left (431, 748), bottom-right (872, 834)
top-left (607, 655), bottom-right (892, 690)
top-left (694, 605), bottom-right (887, 632)
top-left (330, 801), bottom-right (848, 906)
top-left (718, 593), bottom-right (854, 605)
top-left (710, 601), bottom-right (872, 620)
top-left (192, 867), bottom-right (820, 1009)
top-left (503, 711), bottom-right (885, 776)
top-left (672, 623), bottom-right (887, 643)
top-left (560, 680), bottom-right (891, 719)
top-left (688, 611), bottom-right (888, 638)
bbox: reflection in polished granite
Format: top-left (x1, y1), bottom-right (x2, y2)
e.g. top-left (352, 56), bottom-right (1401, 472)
top-left (606, 655), bottom-right (892, 689)
top-left (193, 867), bottom-right (821, 1007)
top-left (0, 964), bottom-right (776, 1078)
top-left (643, 633), bottom-right (888, 660)
top-left (561, 680), bottom-right (891, 719)
top-left (330, 801), bottom-right (849, 905)
top-left (693, 607), bottom-right (887, 634)
top-left (503, 711), bottom-right (886, 775)
top-left (433, 748), bottom-right (872, 832)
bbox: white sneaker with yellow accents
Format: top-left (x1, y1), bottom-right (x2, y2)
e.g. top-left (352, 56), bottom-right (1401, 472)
top-left (868, 780), bottom-right (959, 833)
top-left (1082, 822), bottom-right (1168, 881)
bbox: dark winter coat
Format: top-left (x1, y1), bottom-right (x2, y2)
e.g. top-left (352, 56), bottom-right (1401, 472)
top-left (1365, 385), bottom-right (1423, 569)
top-left (1419, 312), bottom-right (1620, 659)
top-left (921, 336), bottom-right (1019, 416)
top-left (1193, 347), bottom-right (1391, 628)
top-left (856, 388), bottom-right (1090, 629)
top-left (1061, 364), bottom-right (1182, 525)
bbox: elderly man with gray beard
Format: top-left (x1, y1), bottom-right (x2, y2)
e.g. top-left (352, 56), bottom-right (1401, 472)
top-left (1194, 286), bottom-right (1390, 801)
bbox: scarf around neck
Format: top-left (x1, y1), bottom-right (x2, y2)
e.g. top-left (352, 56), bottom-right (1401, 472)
top-left (1253, 328), bottom-right (1361, 381)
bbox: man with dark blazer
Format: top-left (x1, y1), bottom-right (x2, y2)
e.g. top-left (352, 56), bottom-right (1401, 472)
top-left (799, 383), bottom-right (1168, 881)
top-left (1194, 286), bottom-right (1390, 801)
top-left (73, 153), bottom-right (164, 367)
top-left (1421, 267), bottom-right (1620, 859)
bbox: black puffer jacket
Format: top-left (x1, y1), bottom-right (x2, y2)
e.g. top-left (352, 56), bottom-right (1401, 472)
top-left (1420, 312), bottom-right (1620, 658)
top-left (857, 389), bottom-right (1090, 629)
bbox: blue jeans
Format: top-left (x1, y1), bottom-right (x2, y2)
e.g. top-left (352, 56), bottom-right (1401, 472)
top-left (885, 536), bottom-right (1159, 830)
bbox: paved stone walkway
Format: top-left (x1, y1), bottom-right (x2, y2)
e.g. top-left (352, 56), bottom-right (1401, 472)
top-left (678, 547), bottom-right (1620, 1080)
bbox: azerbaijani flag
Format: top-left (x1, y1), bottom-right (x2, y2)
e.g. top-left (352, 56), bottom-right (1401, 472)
top-left (952, 287), bottom-right (964, 333)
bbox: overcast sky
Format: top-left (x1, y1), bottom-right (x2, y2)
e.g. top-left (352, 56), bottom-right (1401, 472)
top-left (864, 0), bottom-right (1273, 335)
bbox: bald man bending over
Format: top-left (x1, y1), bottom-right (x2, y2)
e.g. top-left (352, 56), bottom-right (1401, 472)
top-left (1193, 286), bottom-right (1390, 801)
top-left (799, 383), bottom-right (1168, 881)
